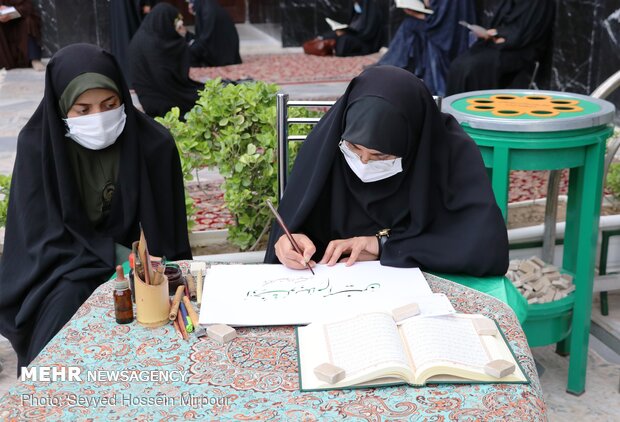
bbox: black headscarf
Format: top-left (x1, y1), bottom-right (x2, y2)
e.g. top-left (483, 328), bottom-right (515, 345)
top-left (0, 43), bottom-right (191, 365)
top-left (190, 0), bottom-right (241, 67)
top-left (265, 66), bottom-right (508, 277)
top-left (346, 0), bottom-right (384, 45)
top-left (128, 3), bottom-right (202, 117)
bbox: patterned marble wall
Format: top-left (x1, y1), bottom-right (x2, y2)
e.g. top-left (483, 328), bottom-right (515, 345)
top-left (34, 0), bottom-right (110, 57)
top-left (250, 0), bottom-right (282, 23)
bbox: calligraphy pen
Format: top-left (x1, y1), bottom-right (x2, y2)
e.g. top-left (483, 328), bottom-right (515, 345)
top-left (266, 200), bottom-right (315, 275)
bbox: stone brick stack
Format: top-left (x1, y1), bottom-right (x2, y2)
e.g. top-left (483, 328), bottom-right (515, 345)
top-left (506, 257), bottom-right (576, 304)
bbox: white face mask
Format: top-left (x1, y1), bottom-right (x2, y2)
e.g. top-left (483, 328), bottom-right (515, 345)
top-left (64, 105), bottom-right (127, 150)
top-left (339, 141), bottom-right (403, 183)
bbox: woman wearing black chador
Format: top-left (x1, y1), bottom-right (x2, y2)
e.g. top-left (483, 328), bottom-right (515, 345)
top-left (0, 43), bottom-right (192, 374)
top-left (265, 66), bottom-right (508, 277)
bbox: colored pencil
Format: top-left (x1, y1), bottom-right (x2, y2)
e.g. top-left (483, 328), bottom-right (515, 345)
top-left (179, 302), bottom-right (194, 333)
top-left (176, 305), bottom-right (189, 340)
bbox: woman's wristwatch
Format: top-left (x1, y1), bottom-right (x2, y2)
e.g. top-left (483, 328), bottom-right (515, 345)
top-left (375, 228), bottom-right (391, 257)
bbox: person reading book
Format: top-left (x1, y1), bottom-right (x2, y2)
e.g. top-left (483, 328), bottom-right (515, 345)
top-left (377, 0), bottom-right (475, 96)
top-left (0, 43), bottom-right (192, 375)
top-left (128, 3), bottom-right (204, 118)
top-left (307, 0), bottom-right (384, 57)
top-left (188, 0), bottom-right (241, 67)
top-left (297, 312), bottom-right (527, 390)
top-left (0, 0), bottom-right (44, 70)
top-left (446, 0), bottom-right (555, 94)
top-left (265, 66), bottom-right (508, 277)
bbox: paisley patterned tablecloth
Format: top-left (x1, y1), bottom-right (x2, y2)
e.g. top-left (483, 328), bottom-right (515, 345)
top-left (0, 268), bottom-right (546, 421)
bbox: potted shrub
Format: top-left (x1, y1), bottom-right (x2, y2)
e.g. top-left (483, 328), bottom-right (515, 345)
top-left (157, 79), bottom-right (315, 251)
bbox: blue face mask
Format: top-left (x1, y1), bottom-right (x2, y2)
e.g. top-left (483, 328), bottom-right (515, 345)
top-left (354, 2), bottom-right (362, 14)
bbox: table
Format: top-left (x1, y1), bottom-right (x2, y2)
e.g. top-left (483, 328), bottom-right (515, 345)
top-left (444, 89), bottom-right (616, 395)
top-left (0, 267), bottom-right (545, 420)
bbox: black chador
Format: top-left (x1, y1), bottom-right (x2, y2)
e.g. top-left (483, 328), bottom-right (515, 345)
top-left (446, 0), bottom-right (555, 94)
top-left (265, 66), bottom-right (508, 277)
top-left (129, 3), bottom-right (203, 117)
top-left (0, 44), bottom-right (192, 373)
top-left (190, 0), bottom-right (242, 67)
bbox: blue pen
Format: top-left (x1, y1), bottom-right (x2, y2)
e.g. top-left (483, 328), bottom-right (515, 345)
top-left (179, 301), bottom-right (194, 333)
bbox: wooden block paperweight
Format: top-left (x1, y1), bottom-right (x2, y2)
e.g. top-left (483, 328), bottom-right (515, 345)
top-left (314, 363), bottom-right (346, 384)
top-left (392, 303), bottom-right (420, 322)
top-left (207, 324), bottom-right (237, 343)
top-left (484, 359), bottom-right (516, 378)
top-left (472, 317), bottom-right (498, 336)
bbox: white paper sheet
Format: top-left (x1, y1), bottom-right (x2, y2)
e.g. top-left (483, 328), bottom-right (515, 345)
top-left (199, 262), bottom-right (435, 326)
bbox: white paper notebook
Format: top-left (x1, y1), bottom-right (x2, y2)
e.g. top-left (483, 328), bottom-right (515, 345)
top-left (395, 0), bottom-right (434, 14)
top-left (199, 262), bottom-right (449, 326)
top-left (325, 17), bottom-right (348, 31)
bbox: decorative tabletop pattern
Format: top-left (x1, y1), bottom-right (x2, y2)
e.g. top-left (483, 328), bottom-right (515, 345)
top-left (443, 89), bottom-right (615, 133)
top-left (0, 267), bottom-right (546, 421)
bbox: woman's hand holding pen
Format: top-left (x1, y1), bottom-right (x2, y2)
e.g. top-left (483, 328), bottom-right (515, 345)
top-left (320, 236), bottom-right (379, 267)
top-left (275, 234), bottom-right (317, 270)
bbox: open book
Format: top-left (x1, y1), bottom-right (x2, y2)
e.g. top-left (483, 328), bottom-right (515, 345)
top-left (297, 312), bottom-right (528, 390)
top-left (325, 17), bottom-right (347, 31)
top-left (0, 6), bottom-right (21, 20)
top-left (395, 0), bottom-right (433, 15)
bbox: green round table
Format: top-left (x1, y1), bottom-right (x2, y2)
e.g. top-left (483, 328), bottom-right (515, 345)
top-left (443, 89), bottom-right (616, 395)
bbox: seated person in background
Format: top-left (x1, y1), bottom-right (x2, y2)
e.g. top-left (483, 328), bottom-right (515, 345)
top-left (324, 0), bottom-right (384, 57)
top-left (188, 0), bottom-right (241, 67)
top-left (109, 0), bottom-right (159, 84)
top-left (110, 0), bottom-right (143, 84)
top-left (129, 3), bottom-right (203, 118)
top-left (0, 0), bottom-right (44, 70)
top-left (265, 66), bottom-right (508, 277)
top-left (446, 0), bottom-right (554, 95)
top-left (378, 0), bottom-right (475, 96)
top-left (0, 43), bottom-right (192, 374)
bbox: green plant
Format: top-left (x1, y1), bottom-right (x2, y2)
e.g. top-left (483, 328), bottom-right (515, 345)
top-left (607, 162), bottom-right (620, 199)
top-left (0, 174), bottom-right (10, 227)
top-left (157, 79), bottom-right (316, 250)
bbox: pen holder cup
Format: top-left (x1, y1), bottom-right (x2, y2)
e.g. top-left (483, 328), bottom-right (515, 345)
top-left (134, 271), bottom-right (169, 328)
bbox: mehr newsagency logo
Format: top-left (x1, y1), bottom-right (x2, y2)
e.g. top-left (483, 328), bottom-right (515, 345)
top-left (21, 366), bottom-right (189, 382)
